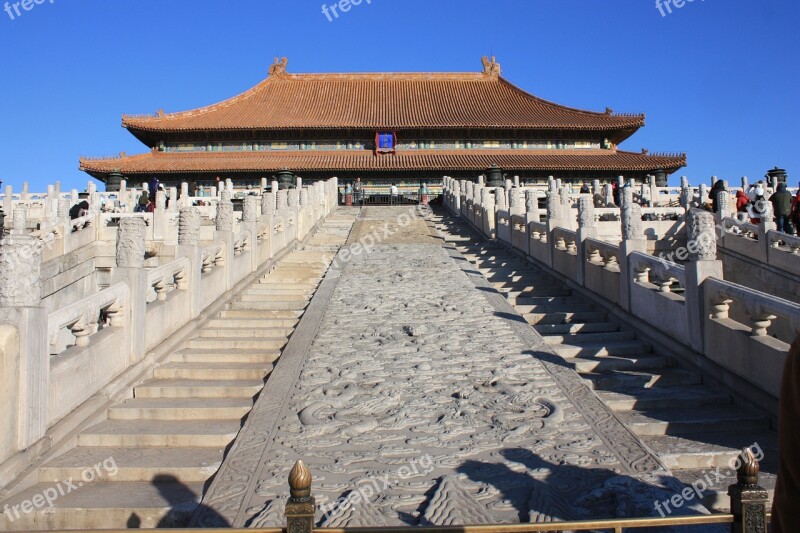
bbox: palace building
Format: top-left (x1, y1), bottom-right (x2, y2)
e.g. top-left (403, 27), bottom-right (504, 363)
top-left (80, 57), bottom-right (685, 193)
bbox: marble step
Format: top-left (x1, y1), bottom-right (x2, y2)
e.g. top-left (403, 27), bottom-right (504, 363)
top-left (582, 369), bottom-right (703, 390)
top-left (258, 280), bottom-right (319, 288)
top-left (596, 386), bottom-right (731, 411)
top-left (77, 419), bottom-right (241, 447)
top-left (500, 294), bottom-right (583, 305)
top-left (39, 446), bottom-right (224, 483)
top-left (551, 340), bottom-right (651, 358)
top-left (616, 406), bottom-right (770, 436)
top-left (645, 432), bottom-right (777, 470)
top-left (0, 481), bottom-right (204, 530)
top-left (524, 311), bottom-right (607, 325)
top-left (134, 379), bottom-right (264, 399)
top-left (542, 330), bottom-right (636, 345)
top-left (510, 296), bottom-right (589, 307)
top-left (198, 327), bottom-right (294, 338)
top-left (185, 337), bottom-right (287, 350)
top-left (570, 354), bottom-right (668, 373)
top-left (243, 286), bottom-right (313, 295)
top-left (534, 322), bottom-right (620, 335)
top-left (228, 300), bottom-right (308, 311)
top-left (108, 397), bottom-right (253, 421)
top-left (153, 362), bottom-right (271, 381)
top-left (218, 309), bottom-right (303, 320)
top-left (499, 286), bottom-right (572, 297)
top-left (238, 293), bottom-right (308, 302)
top-left (516, 302), bottom-right (595, 313)
top-left (206, 317), bottom-right (298, 328)
top-left (168, 348), bottom-right (281, 364)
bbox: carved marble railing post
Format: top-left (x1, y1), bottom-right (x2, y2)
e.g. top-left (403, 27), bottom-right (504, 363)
top-left (541, 185), bottom-right (564, 269)
top-left (684, 209), bottom-right (724, 352)
top-left (716, 190), bottom-right (731, 223)
top-left (680, 185), bottom-right (693, 210)
top-left (180, 182), bottom-right (189, 208)
top-left (698, 183), bottom-right (708, 208)
top-left (648, 175), bottom-right (657, 207)
top-left (177, 207), bottom-right (202, 317)
top-left (619, 188), bottom-right (647, 312)
top-left (45, 185), bottom-right (56, 221)
top-left (285, 460), bottom-right (315, 533)
top-left (112, 217), bottom-right (146, 362)
top-left (577, 196), bottom-right (597, 285)
top-left (216, 189), bottom-right (236, 289)
top-left (12, 205), bottom-right (27, 235)
top-left (119, 180), bottom-right (128, 211)
top-left (509, 187), bottom-right (524, 217)
top-left (3, 184), bottom-right (12, 216)
top-left (524, 190), bottom-right (538, 219)
top-left (728, 448), bottom-right (768, 533)
top-left (758, 203), bottom-right (775, 261)
top-left (481, 187), bottom-right (496, 239)
top-left (167, 187), bottom-right (178, 213)
top-left (0, 233), bottom-right (49, 454)
top-left (153, 189), bottom-right (168, 241)
top-left (57, 197), bottom-right (70, 223)
top-left (243, 196), bottom-right (260, 269)
top-left (604, 183), bottom-right (614, 207)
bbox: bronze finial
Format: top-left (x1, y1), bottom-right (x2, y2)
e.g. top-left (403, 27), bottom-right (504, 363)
top-left (288, 460), bottom-right (312, 498)
top-left (736, 447), bottom-right (760, 486)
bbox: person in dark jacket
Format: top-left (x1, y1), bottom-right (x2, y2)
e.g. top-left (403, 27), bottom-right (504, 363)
top-left (772, 333), bottom-right (800, 531)
top-left (771, 183), bottom-right (793, 233)
top-left (148, 177), bottom-right (160, 202)
top-left (708, 180), bottom-right (727, 214)
top-left (68, 201), bottom-right (89, 220)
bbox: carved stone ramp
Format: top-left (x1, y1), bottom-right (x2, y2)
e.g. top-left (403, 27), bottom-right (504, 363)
top-left (0, 210), bottom-right (359, 530)
top-left (194, 206), bottom-right (722, 528)
top-left (433, 209), bottom-right (778, 514)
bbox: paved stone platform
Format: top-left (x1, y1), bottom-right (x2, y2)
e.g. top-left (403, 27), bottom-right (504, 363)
top-left (195, 207), bottom-right (720, 528)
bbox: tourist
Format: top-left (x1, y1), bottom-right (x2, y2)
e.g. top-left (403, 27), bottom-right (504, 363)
top-left (747, 183), bottom-right (768, 224)
top-left (708, 179), bottom-right (727, 213)
top-left (135, 190), bottom-right (149, 212)
top-left (791, 190), bottom-right (800, 234)
top-left (735, 190), bottom-right (749, 213)
top-left (772, 332), bottom-right (800, 531)
top-left (612, 181), bottom-right (620, 206)
top-left (68, 200), bottom-right (90, 220)
top-left (579, 182), bottom-right (591, 194)
top-left (390, 183), bottom-right (399, 204)
top-left (354, 177), bottom-right (363, 204)
top-left (770, 183), bottom-right (793, 233)
top-left (148, 177), bottom-right (160, 202)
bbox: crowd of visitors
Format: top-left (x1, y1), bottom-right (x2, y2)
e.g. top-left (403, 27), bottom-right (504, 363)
top-left (710, 180), bottom-right (800, 235)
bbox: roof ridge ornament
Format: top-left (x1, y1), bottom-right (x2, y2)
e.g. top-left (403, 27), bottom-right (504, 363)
top-left (481, 56), bottom-right (501, 78)
top-left (269, 57), bottom-right (289, 78)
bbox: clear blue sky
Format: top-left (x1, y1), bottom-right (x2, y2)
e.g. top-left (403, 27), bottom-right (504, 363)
top-left (1, 0), bottom-right (798, 192)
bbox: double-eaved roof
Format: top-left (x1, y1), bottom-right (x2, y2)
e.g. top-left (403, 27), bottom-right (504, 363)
top-left (81, 58), bottom-right (685, 180)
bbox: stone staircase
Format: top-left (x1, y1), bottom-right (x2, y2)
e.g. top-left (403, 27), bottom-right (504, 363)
top-left (0, 211), bottom-right (358, 530)
top-left (435, 214), bottom-right (778, 512)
